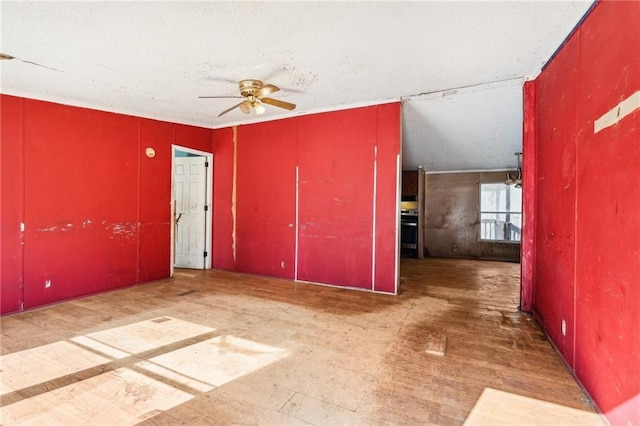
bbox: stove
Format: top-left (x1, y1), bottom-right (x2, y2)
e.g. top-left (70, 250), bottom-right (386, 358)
top-left (401, 209), bottom-right (419, 257)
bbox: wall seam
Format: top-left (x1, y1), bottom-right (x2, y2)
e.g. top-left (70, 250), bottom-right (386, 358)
top-left (20, 97), bottom-right (26, 311)
top-left (371, 109), bottom-right (379, 291)
top-left (295, 166), bottom-right (299, 281)
top-left (371, 145), bottom-right (378, 291)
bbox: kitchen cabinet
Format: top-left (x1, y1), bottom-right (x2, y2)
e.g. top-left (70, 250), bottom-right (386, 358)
top-left (402, 170), bottom-right (418, 199)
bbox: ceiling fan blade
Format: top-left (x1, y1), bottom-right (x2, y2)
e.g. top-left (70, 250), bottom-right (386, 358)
top-left (261, 97), bottom-right (296, 111)
top-left (205, 76), bottom-right (241, 84)
top-left (218, 100), bottom-right (250, 117)
top-left (254, 84), bottom-right (279, 98)
top-left (199, 95), bottom-right (244, 99)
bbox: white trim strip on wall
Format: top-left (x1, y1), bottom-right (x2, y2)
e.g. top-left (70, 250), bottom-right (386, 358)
top-left (594, 90), bottom-right (640, 134)
top-left (294, 165), bottom-right (300, 281)
top-left (394, 154), bottom-right (400, 294)
top-left (371, 146), bottom-right (378, 291)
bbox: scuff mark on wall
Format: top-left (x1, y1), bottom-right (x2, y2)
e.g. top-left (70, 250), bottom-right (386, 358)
top-left (232, 125), bottom-right (238, 263)
top-left (35, 219), bottom-right (137, 241)
top-left (37, 223), bottom-right (73, 232)
top-left (105, 222), bottom-right (137, 240)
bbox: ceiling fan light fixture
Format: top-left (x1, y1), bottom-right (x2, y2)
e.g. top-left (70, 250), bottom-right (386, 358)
top-left (254, 102), bottom-right (266, 115)
top-left (505, 172), bottom-right (515, 186)
top-left (505, 152), bottom-right (523, 187)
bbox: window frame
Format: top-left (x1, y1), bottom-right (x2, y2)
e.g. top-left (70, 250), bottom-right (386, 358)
top-left (478, 182), bottom-right (522, 244)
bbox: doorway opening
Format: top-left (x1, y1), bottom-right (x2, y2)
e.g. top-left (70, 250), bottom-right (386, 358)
top-left (171, 145), bottom-right (213, 276)
top-left (399, 168), bottom-right (523, 310)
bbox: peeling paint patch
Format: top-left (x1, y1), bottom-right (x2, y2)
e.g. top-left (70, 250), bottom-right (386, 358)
top-left (38, 220), bottom-right (94, 232)
top-left (106, 222), bottom-right (137, 240)
top-left (38, 223), bottom-right (73, 232)
top-left (35, 219), bottom-right (137, 241)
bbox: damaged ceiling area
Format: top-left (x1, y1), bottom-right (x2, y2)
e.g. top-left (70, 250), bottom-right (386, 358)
top-left (0, 1), bottom-right (593, 171)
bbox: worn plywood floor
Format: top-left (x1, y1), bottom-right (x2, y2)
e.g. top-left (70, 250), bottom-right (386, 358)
top-left (0, 258), bottom-right (601, 425)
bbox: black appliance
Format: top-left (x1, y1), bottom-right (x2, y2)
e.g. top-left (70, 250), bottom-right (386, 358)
top-left (401, 208), bottom-right (419, 258)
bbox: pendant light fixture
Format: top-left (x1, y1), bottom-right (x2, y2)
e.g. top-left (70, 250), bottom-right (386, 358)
top-left (505, 152), bottom-right (522, 188)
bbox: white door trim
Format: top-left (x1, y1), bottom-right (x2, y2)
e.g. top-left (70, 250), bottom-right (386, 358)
top-left (171, 145), bottom-right (213, 276)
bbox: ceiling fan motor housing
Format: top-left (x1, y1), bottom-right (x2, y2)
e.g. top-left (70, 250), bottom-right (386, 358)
top-left (239, 79), bottom-right (263, 97)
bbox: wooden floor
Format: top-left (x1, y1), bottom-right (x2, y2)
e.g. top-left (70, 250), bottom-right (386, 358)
top-left (0, 258), bottom-right (601, 425)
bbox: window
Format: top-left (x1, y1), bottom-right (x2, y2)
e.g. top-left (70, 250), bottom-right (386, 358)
top-left (479, 183), bottom-right (522, 242)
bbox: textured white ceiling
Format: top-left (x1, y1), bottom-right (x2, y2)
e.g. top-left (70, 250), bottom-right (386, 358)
top-left (403, 79), bottom-right (524, 171)
top-left (0, 1), bottom-right (592, 170)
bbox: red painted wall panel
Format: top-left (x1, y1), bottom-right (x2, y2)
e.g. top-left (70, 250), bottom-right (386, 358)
top-left (138, 223), bottom-right (171, 283)
top-left (534, 32), bottom-right (579, 366)
top-left (533, 1), bottom-right (640, 424)
top-left (235, 121), bottom-right (296, 279)
top-left (0, 96), bottom-right (215, 314)
top-left (210, 104), bottom-right (400, 293)
top-left (573, 1), bottom-right (640, 423)
top-left (22, 100), bottom-right (140, 307)
top-left (374, 103), bottom-right (401, 293)
top-left (139, 119), bottom-right (173, 282)
top-left (0, 95), bottom-right (24, 314)
top-left (2, 95), bottom-right (399, 314)
top-left (297, 108), bottom-right (377, 289)
top-left (211, 127), bottom-right (236, 271)
top-left (520, 81), bottom-right (536, 312)
top-left (175, 124), bottom-right (212, 154)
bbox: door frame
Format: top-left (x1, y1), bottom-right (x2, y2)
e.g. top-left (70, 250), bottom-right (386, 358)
top-left (170, 145), bottom-right (213, 276)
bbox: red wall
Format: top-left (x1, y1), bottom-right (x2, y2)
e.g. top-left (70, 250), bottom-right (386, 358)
top-left (530, 1), bottom-right (640, 424)
top-left (297, 109), bottom-right (376, 288)
top-left (0, 95), bottom-right (214, 314)
top-left (534, 29), bottom-right (579, 365)
top-left (235, 120), bottom-right (297, 278)
top-left (212, 103), bottom-right (401, 292)
top-left (519, 81), bottom-right (536, 312)
top-left (2, 96), bottom-right (400, 314)
top-left (211, 127), bottom-right (236, 270)
top-left (373, 105), bottom-right (400, 293)
top-left (1, 96), bottom-right (25, 313)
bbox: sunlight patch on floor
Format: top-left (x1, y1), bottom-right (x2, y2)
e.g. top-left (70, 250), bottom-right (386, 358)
top-left (1, 368), bottom-right (193, 425)
top-left (464, 388), bottom-right (602, 425)
top-left (0, 318), bottom-right (288, 425)
top-left (81, 316), bottom-right (215, 354)
top-left (0, 341), bottom-right (110, 396)
top-left (144, 335), bottom-right (288, 388)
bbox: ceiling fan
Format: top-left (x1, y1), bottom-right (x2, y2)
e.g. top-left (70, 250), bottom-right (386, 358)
top-left (199, 79), bottom-right (296, 117)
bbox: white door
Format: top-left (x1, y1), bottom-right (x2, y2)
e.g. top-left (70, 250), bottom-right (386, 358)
top-left (174, 156), bottom-right (208, 269)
